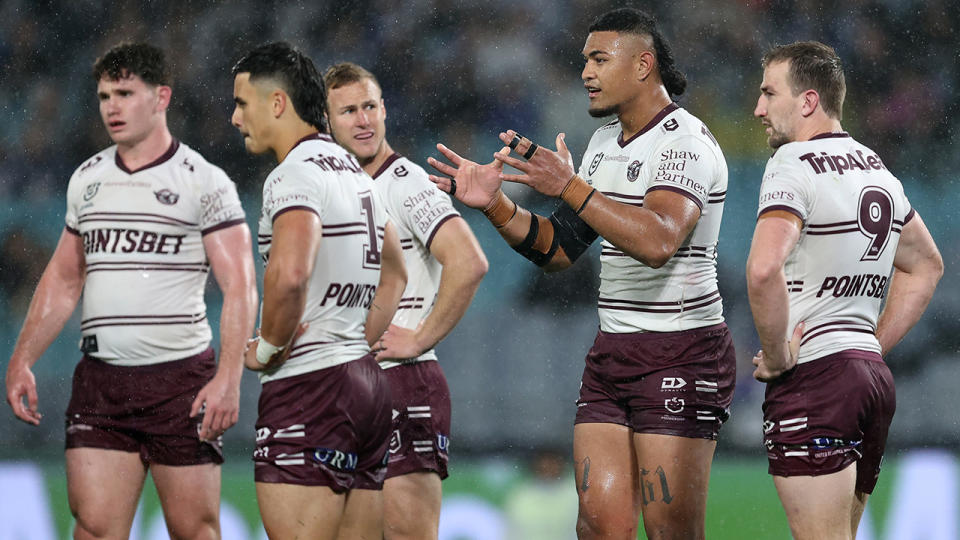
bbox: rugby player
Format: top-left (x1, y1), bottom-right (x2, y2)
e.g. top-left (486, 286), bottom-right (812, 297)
top-left (231, 42), bottom-right (406, 539)
top-left (747, 41), bottom-right (943, 540)
top-left (428, 8), bottom-right (735, 539)
top-left (5, 42), bottom-right (257, 539)
top-left (324, 62), bottom-right (488, 540)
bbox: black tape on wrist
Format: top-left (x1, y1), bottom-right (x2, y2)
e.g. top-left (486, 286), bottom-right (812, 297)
top-left (549, 203), bottom-right (599, 262)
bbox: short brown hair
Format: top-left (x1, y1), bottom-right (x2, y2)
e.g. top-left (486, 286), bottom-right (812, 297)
top-left (323, 62), bottom-right (380, 92)
top-left (763, 41), bottom-right (846, 120)
top-left (93, 42), bottom-right (169, 86)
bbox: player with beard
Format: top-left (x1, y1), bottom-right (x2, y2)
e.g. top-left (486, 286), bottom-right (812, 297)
top-left (5, 42), bottom-right (257, 540)
top-left (323, 62), bottom-right (487, 540)
top-left (748, 41), bottom-right (943, 540)
top-left (232, 43), bottom-right (407, 539)
top-left (428, 8), bottom-right (734, 540)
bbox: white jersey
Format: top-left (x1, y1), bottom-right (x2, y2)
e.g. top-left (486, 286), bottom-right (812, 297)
top-left (257, 133), bottom-right (388, 383)
top-left (579, 104), bottom-right (728, 333)
top-left (757, 132), bottom-right (913, 364)
top-left (369, 153), bottom-right (460, 369)
top-left (65, 140), bottom-right (246, 366)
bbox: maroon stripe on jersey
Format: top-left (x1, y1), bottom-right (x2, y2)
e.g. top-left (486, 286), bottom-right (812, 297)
top-left (806, 228), bottom-right (860, 236)
top-left (809, 132), bottom-right (851, 140)
top-left (758, 205), bottom-right (804, 222)
top-left (288, 133), bottom-right (325, 155)
top-left (86, 267), bottom-right (209, 274)
top-left (903, 208), bottom-right (916, 225)
top-left (86, 261), bottom-right (208, 268)
top-left (82, 312), bottom-right (205, 324)
top-left (598, 294), bottom-right (721, 314)
top-left (323, 230), bottom-right (373, 238)
top-left (598, 290), bottom-right (719, 307)
top-left (81, 316), bottom-right (207, 331)
top-left (272, 205), bottom-right (319, 223)
top-left (324, 222), bottom-right (366, 230)
top-left (115, 139), bottom-right (180, 174)
top-left (66, 225), bottom-right (80, 236)
top-left (601, 191), bottom-right (644, 201)
top-left (618, 103), bottom-right (679, 148)
top-left (800, 320), bottom-right (874, 345)
top-left (80, 212), bottom-right (198, 227)
top-left (801, 326), bottom-right (875, 346)
top-left (372, 153), bottom-right (402, 179)
top-left (425, 214), bottom-right (458, 251)
top-left (202, 218), bottom-right (247, 236)
top-left (808, 220), bottom-right (856, 229)
top-left (646, 186), bottom-right (703, 209)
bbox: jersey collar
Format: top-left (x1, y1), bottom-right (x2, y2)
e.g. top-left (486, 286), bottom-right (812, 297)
top-left (618, 102), bottom-right (680, 148)
top-left (115, 139), bottom-right (180, 174)
top-left (371, 152), bottom-right (402, 179)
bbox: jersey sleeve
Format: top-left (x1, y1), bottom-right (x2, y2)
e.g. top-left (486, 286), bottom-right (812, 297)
top-left (261, 163), bottom-right (328, 224)
top-left (645, 135), bottom-right (719, 209)
top-left (64, 170), bottom-right (82, 234)
top-left (386, 168), bottom-right (460, 250)
top-left (756, 153), bottom-right (816, 222)
top-left (199, 166), bottom-right (246, 235)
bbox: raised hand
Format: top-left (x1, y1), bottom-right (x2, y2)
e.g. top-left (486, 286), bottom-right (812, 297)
top-left (493, 130), bottom-right (577, 197)
top-left (427, 143), bottom-right (510, 210)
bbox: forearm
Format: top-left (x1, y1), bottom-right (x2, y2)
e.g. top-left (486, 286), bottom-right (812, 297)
top-left (747, 270), bottom-right (791, 368)
top-left (576, 191), bottom-right (678, 268)
top-left (365, 274), bottom-right (405, 345)
top-left (259, 268), bottom-right (307, 347)
top-left (485, 191), bottom-right (572, 271)
top-left (876, 268), bottom-right (939, 355)
top-left (216, 281), bottom-right (258, 381)
top-left (415, 258), bottom-right (484, 351)
top-left (10, 271), bottom-right (83, 370)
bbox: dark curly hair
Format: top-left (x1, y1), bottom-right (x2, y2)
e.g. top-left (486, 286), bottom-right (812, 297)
top-left (589, 8), bottom-right (687, 97)
top-left (92, 42), bottom-right (169, 86)
top-left (232, 42), bottom-right (327, 133)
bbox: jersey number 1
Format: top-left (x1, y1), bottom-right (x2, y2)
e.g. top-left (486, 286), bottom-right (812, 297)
top-left (359, 192), bottom-right (382, 268)
top-left (857, 186), bottom-right (893, 261)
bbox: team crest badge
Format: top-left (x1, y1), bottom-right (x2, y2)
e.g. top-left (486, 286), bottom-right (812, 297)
top-left (154, 189), bottom-right (180, 205)
top-left (588, 152), bottom-right (604, 175)
top-left (627, 160), bottom-right (642, 182)
top-left (83, 182), bottom-right (101, 201)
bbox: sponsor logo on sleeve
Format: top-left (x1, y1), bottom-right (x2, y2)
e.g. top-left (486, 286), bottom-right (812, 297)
top-left (181, 157), bottom-right (195, 172)
top-left (80, 156), bottom-right (103, 173)
top-left (654, 149), bottom-right (707, 196)
top-left (662, 119), bottom-right (679, 131)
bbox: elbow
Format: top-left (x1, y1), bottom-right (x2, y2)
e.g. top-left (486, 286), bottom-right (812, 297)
top-left (746, 257), bottom-right (780, 290)
top-left (643, 242), bottom-right (675, 269)
top-left (468, 251), bottom-right (489, 284)
top-left (268, 267), bottom-right (310, 298)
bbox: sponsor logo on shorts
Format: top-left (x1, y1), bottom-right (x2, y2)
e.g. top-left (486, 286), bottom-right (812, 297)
top-left (313, 447), bottom-right (358, 471)
top-left (437, 433), bottom-right (450, 453)
top-left (627, 160), bottom-right (642, 182)
top-left (664, 397), bottom-right (684, 413)
top-left (253, 446), bottom-right (269, 459)
top-left (762, 420), bottom-right (775, 433)
top-left (661, 377), bottom-right (686, 390)
top-left (256, 427), bottom-right (271, 442)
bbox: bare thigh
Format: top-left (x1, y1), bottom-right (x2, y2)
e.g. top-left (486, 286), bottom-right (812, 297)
top-left (573, 423), bottom-right (640, 540)
top-left (338, 488), bottom-right (384, 540)
top-left (633, 433), bottom-right (716, 540)
top-left (773, 462), bottom-right (858, 540)
top-left (256, 482), bottom-right (345, 540)
top-left (383, 472), bottom-right (442, 540)
top-left (152, 462), bottom-right (221, 540)
top-left (66, 448), bottom-right (147, 540)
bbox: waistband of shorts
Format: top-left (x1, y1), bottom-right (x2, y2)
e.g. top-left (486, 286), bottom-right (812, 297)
top-left (799, 348), bottom-right (883, 366)
top-left (261, 352), bottom-right (376, 387)
top-left (597, 322), bottom-right (728, 341)
top-left (82, 347), bottom-right (215, 372)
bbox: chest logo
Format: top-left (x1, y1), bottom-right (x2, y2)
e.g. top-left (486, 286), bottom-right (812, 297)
top-left (588, 152), bottom-right (604, 175)
top-left (83, 182), bottom-right (101, 201)
top-left (394, 165), bottom-right (408, 177)
top-left (663, 119), bottom-right (679, 131)
top-left (627, 160), bottom-right (642, 182)
top-left (155, 189), bottom-right (180, 205)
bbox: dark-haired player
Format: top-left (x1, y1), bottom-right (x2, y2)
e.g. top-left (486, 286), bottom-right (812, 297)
top-left (4, 42), bottom-right (257, 539)
top-left (231, 43), bottom-right (406, 539)
top-left (428, 8), bottom-right (734, 539)
top-left (324, 62), bottom-right (488, 540)
top-left (748, 41), bottom-right (943, 540)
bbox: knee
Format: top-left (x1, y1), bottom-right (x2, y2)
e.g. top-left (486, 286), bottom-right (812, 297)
top-left (166, 511), bottom-right (219, 540)
top-left (384, 510), bottom-right (437, 540)
top-left (640, 510), bottom-right (704, 540)
top-left (576, 503), bottom-right (638, 539)
top-left (71, 506), bottom-right (113, 540)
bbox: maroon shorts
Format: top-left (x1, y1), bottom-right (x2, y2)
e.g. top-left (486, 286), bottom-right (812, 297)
top-left (575, 323), bottom-right (736, 440)
top-left (383, 361), bottom-right (451, 480)
top-left (763, 349), bottom-right (895, 494)
top-left (64, 348), bottom-right (223, 466)
top-left (254, 354), bottom-right (392, 493)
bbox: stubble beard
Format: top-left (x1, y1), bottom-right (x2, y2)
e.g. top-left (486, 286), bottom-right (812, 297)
top-left (588, 102), bottom-right (619, 118)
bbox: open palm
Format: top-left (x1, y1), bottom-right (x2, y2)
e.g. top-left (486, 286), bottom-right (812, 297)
top-left (427, 143), bottom-right (508, 210)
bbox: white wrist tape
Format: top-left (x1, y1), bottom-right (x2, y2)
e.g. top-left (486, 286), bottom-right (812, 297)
top-left (256, 338), bottom-right (284, 365)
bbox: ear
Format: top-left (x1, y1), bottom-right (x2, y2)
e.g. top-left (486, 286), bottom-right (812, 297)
top-left (800, 89), bottom-right (820, 118)
top-left (380, 98), bottom-right (386, 120)
top-left (271, 90), bottom-right (287, 118)
top-left (155, 85), bottom-right (172, 112)
top-left (636, 50), bottom-right (656, 82)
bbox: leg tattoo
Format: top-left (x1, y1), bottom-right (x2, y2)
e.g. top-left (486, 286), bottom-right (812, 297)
top-left (579, 457), bottom-right (591, 493)
top-left (639, 466), bottom-right (673, 505)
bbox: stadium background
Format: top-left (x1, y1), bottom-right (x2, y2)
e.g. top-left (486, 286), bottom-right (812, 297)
top-left (0, 0), bottom-right (956, 538)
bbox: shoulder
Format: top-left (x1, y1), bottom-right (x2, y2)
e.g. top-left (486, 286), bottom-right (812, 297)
top-left (71, 146), bottom-right (115, 180)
